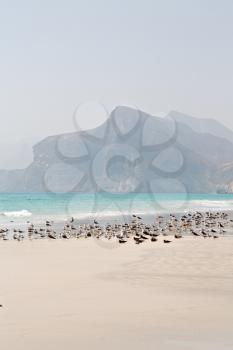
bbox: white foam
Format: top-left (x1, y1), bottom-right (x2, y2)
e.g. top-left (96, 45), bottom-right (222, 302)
top-left (0, 210), bottom-right (32, 218)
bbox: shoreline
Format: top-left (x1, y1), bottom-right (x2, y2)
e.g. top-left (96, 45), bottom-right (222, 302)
top-left (0, 210), bottom-right (232, 241)
top-left (1, 210), bottom-right (233, 349)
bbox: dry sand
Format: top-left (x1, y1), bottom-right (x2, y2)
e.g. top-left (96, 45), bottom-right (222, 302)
top-left (1, 236), bottom-right (233, 350)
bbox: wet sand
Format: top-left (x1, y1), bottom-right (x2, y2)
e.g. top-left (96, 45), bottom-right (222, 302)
top-left (1, 236), bottom-right (233, 350)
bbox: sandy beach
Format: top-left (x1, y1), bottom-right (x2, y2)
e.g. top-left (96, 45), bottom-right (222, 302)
top-left (0, 237), bottom-right (233, 350)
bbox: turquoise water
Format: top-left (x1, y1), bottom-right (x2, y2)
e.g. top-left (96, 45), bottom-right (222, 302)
top-left (0, 193), bottom-right (233, 224)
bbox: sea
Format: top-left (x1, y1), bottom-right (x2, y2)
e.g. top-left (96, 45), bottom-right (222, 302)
top-left (0, 192), bottom-right (233, 227)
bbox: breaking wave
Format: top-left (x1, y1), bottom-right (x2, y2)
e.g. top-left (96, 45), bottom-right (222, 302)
top-left (0, 210), bottom-right (32, 218)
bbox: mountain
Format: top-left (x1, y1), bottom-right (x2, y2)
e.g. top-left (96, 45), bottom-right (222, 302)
top-left (169, 110), bottom-right (233, 144)
top-left (0, 169), bottom-right (24, 192)
top-left (212, 162), bottom-right (233, 193)
top-left (1, 106), bottom-right (233, 193)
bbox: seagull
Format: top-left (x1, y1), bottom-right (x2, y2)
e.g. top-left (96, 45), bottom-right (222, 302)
top-left (164, 239), bottom-right (172, 244)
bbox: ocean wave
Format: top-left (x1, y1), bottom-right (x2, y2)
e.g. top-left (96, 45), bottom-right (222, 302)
top-left (0, 210), bottom-right (32, 218)
top-left (187, 200), bottom-right (233, 210)
top-left (70, 203), bottom-right (233, 220)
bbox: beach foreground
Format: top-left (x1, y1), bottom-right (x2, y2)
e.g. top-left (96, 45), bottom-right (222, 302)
top-left (1, 237), bottom-right (233, 350)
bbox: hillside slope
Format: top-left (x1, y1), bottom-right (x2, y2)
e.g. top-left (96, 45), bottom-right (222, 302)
top-left (1, 106), bottom-right (233, 193)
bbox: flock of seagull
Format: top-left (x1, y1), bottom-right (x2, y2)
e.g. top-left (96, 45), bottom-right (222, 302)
top-left (0, 211), bottom-right (231, 244)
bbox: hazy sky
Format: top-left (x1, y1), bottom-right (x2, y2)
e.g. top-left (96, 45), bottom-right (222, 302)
top-left (1, 0), bottom-right (233, 169)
